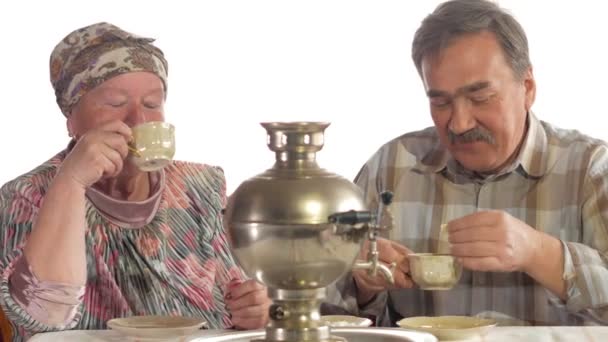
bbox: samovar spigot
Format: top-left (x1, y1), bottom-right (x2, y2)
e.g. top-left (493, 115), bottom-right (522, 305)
top-left (328, 191), bottom-right (396, 284)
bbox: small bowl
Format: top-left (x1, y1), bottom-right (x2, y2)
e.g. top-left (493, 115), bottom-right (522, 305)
top-left (408, 253), bottom-right (462, 290)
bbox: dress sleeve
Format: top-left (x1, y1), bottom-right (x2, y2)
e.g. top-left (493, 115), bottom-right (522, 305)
top-left (0, 181), bottom-right (84, 334)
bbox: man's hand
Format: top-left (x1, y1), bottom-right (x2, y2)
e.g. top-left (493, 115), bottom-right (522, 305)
top-left (353, 238), bottom-right (414, 305)
top-left (447, 210), bottom-right (541, 273)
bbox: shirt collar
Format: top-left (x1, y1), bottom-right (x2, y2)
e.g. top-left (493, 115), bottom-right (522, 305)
top-left (85, 170), bottom-right (165, 228)
top-left (65, 139), bottom-right (166, 228)
top-left (516, 112), bottom-right (549, 178)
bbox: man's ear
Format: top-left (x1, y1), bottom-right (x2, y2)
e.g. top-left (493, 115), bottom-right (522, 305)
top-left (523, 66), bottom-right (536, 112)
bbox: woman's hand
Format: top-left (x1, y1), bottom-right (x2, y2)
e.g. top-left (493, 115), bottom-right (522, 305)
top-left (58, 120), bottom-right (132, 188)
top-left (225, 279), bottom-right (271, 330)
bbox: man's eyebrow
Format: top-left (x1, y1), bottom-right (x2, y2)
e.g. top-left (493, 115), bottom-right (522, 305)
top-left (427, 89), bottom-right (450, 98)
top-left (426, 81), bottom-right (491, 98)
top-left (461, 81), bottom-right (490, 93)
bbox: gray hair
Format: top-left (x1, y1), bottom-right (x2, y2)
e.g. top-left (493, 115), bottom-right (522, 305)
top-left (412, 0), bottom-right (531, 80)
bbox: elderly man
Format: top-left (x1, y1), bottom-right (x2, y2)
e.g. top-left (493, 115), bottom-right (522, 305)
top-left (328, 0), bottom-right (608, 326)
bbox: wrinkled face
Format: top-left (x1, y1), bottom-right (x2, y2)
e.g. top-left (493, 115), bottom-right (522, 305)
top-left (421, 31), bottom-right (535, 172)
top-left (68, 71), bottom-right (165, 137)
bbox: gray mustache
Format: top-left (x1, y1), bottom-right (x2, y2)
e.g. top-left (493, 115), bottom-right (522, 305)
top-left (448, 127), bottom-right (495, 145)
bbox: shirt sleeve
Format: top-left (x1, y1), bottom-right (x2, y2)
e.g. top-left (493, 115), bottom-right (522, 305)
top-left (324, 272), bottom-right (388, 324)
top-left (555, 148), bottom-right (608, 323)
top-left (0, 182), bottom-right (84, 335)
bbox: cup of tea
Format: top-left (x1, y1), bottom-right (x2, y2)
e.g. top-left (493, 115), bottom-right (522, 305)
top-left (408, 253), bottom-right (462, 290)
top-left (129, 121), bottom-right (175, 171)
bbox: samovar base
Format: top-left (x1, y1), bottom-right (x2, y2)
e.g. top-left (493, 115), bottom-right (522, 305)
top-left (203, 328), bottom-right (437, 342)
top-left (261, 288), bottom-right (343, 342)
top-left (252, 337), bottom-right (346, 342)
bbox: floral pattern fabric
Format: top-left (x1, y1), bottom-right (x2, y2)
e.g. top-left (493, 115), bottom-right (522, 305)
top-left (0, 150), bottom-right (244, 341)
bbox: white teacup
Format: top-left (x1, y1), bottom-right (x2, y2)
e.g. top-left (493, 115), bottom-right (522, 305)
top-left (130, 121), bottom-right (175, 171)
top-left (408, 253), bottom-right (462, 290)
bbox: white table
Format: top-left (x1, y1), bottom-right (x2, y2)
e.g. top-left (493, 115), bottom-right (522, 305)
top-left (29, 326), bottom-right (608, 342)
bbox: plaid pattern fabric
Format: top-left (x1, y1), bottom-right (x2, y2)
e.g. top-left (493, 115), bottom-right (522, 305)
top-left (329, 113), bottom-right (608, 326)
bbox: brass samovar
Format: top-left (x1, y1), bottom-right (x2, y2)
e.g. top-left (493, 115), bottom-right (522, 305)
top-left (223, 122), bottom-right (395, 342)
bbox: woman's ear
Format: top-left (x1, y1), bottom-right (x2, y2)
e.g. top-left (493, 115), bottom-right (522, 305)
top-left (66, 117), bottom-right (75, 138)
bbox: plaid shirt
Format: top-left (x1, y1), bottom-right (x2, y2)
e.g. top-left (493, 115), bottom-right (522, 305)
top-left (327, 113), bottom-right (608, 326)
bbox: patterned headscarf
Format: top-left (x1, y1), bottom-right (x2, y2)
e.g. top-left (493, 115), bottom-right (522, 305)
top-left (50, 22), bottom-right (168, 117)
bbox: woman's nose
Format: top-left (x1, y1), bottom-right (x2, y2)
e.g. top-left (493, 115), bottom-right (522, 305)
top-left (126, 104), bottom-right (147, 127)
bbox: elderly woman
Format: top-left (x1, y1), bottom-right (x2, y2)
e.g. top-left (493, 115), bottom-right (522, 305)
top-left (0, 22), bottom-right (270, 341)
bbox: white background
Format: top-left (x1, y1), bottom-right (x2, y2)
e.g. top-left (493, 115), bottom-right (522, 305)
top-left (1, 1), bottom-right (606, 194)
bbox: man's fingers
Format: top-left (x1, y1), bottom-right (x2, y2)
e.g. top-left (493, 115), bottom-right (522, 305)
top-left (449, 226), bottom-right (501, 244)
top-left (392, 269), bottom-right (413, 289)
top-left (450, 241), bottom-right (501, 258)
top-left (459, 256), bottom-right (504, 272)
top-left (389, 240), bottom-right (412, 255)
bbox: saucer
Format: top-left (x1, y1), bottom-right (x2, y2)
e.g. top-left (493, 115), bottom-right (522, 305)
top-left (397, 315), bottom-right (496, 341)
top-left (321, 315), bottom-right (373, 327)
top-left (107, 315), bottom-right (207, 341)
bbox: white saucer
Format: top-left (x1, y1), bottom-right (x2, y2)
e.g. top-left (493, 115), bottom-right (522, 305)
top-left (107, 315), bottom-right (207, 341)
top-left (397, 315), bottom-right (496, 341)
top-left (321, 315), bottom-right (373, 327)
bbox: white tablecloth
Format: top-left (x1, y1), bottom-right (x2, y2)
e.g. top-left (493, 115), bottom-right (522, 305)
top-left (29, 326), bottom-right (608, 342)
